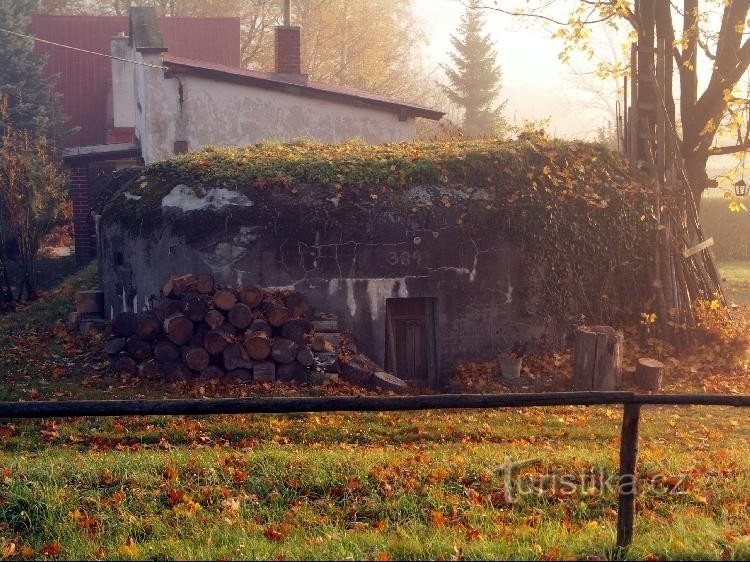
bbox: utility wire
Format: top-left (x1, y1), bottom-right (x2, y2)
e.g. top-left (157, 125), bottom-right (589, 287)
top-left (0, 27), bottom-right (167, 70)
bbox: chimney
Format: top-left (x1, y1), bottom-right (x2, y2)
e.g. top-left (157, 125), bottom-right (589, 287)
top-left (273, 0), bottom-right (306, 83)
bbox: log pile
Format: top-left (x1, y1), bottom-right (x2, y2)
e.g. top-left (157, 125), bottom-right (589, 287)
top-left (103, 274), bottom-right (344, 384)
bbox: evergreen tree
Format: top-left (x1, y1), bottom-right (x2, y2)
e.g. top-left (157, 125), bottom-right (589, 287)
top-left (441, 0), bottom-right (505, 138)
top-left (0, 0), bottom-right (65, 140)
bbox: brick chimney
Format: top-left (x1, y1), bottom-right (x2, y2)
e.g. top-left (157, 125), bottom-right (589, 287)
top-left (273, 1), bottom-right (306, 83)
top-left (274, 26), bottom-right (302, 76)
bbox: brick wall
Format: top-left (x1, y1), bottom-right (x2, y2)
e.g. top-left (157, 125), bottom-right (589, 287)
top-left (69, 166), bottom-right (93, 265)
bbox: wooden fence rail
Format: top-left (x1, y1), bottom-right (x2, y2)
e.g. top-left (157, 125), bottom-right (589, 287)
top-left (1, 391), bottom-right (748, 559)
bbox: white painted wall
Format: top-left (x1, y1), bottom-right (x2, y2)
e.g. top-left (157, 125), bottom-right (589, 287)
top-left (120, 59), bottom-right (417, 163)
top-left (111, 37), bottom-right (136, 128)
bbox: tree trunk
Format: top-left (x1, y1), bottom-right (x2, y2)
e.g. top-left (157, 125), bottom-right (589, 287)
top-left (572, 326), bottom-right (623, 391)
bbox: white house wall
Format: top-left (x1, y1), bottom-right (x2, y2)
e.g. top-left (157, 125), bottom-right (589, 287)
top-left (136, 69), bottom-right (417, 164)
top-left (111, 37), bottom-right (136, 129)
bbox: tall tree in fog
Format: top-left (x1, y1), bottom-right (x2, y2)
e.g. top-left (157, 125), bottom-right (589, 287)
top-left (441, 0), bottom-right (505, 138)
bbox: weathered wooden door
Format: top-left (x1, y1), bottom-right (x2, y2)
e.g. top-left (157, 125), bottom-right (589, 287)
top-left (385, 298), bottom-right (438, 387)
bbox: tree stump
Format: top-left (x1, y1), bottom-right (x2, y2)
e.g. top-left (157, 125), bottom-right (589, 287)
top-left (634, 358), bottom-right (664, 391)
top-left (572, 325), bottom-right (623, 391)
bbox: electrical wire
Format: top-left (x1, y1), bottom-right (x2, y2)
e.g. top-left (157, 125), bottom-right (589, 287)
top-left (0, 26), bottom-right (167, 70)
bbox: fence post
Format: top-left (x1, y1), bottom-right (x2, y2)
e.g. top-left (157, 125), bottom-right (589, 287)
top-left (616, 402), bottom-right (642, 558)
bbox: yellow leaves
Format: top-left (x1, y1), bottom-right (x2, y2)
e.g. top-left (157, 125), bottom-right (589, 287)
top-left (263, 523), bottom-right (290, 541)
top-left (118, 538), bottom-right (140, 559)
top-left (729, 201), bottom-right (747, 213)
top-left (163, 464), bottom-right (179, 481)
top-left (640, 312), bottom-right (657, 325)
top-left (700, 118), bottom-right (717, 136)
top-left (430, 510), bottom-right (447, 528)
top-left (39, 541), bottom-right (61, 557)
top-left (1, 542), bottom-right (16, 560)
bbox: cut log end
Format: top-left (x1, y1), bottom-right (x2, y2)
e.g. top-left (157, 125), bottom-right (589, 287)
top-left (634, 358), bottom-right (664, 392)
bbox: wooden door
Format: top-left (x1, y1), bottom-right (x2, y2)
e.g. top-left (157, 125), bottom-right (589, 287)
top-left (385, 298), bottom-right (437, 387)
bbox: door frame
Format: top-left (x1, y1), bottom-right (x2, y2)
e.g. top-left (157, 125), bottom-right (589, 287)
top-left (385, 297), bottom-right (439, 388)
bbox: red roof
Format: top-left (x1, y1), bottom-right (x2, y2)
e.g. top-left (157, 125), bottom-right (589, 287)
top-left (162, 54), bottom-right (445, 121)
top-left (33, 15), bottom-right (241, 148)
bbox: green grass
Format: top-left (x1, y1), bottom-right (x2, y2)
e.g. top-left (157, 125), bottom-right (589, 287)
top-left (718, 261), bottom-right (750, 305)
top-left (1, 266), bottom-right (750, 559)
top-left (0, 406), bottom-right (748, 560)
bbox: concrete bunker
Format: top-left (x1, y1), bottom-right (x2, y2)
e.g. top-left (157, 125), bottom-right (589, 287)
top-left (97, 140), bottom-right (653, 386)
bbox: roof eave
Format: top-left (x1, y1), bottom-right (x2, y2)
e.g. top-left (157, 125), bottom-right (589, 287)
top-left (163, 61), bottom-right (444, 121)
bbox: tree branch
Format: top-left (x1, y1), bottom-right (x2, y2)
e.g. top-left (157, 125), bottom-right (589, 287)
top-left (457, 0), bottom-right (618, 27)
top-left (708, 142), bottom-right (750, 156)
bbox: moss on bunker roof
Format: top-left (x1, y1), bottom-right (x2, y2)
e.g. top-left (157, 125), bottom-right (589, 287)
top-left (103, 135), bottom-right (650, 222)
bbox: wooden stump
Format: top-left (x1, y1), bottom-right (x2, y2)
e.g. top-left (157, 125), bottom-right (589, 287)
top-left (634, 358), bottom-right (664, 391)
top-left (572, 325), bottom-right (623, 391)
top-left (75, 290), bottom-right (104, 315)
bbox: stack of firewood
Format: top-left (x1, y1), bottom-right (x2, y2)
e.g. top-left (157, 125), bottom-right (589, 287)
top-left (103, 274), bottom-right (339, 383)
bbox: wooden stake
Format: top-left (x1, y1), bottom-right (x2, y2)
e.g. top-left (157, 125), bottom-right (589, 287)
top-left (616, 403), bottom-right (641, 557)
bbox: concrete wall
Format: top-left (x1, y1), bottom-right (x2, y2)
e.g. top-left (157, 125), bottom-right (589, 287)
top-left (100, 183), bottom-right (529, 381)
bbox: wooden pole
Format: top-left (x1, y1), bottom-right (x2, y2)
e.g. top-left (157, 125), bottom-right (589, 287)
top-left (616, 403), bottom-right (642, 557)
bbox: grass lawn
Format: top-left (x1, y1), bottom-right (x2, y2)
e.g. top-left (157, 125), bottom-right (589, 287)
top-left (718, 261), bottom-right (750, 305)
top-left (0, 266), bottom-right (749, 560)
